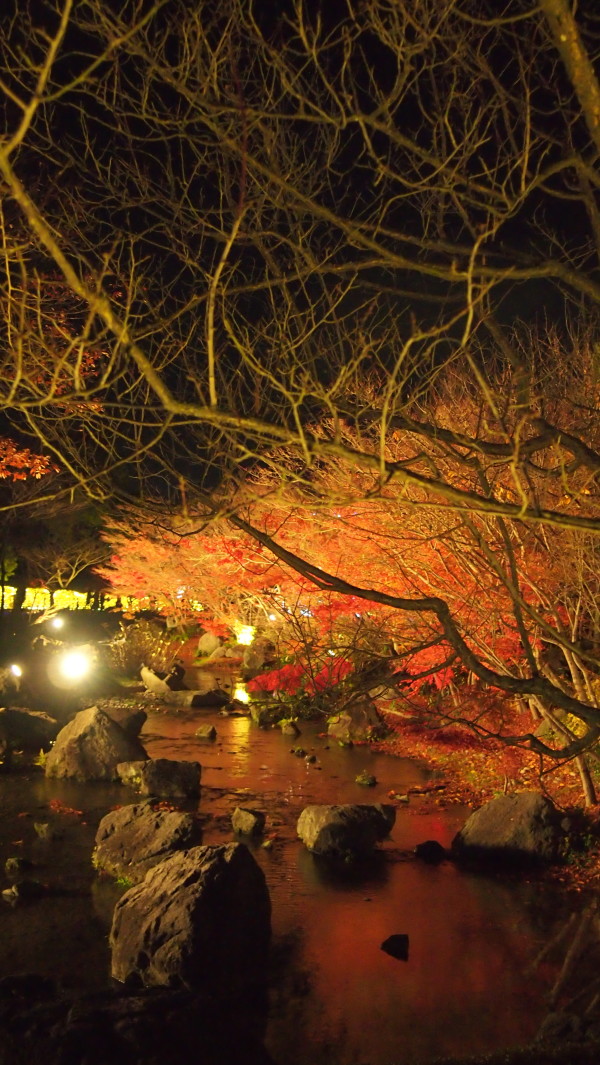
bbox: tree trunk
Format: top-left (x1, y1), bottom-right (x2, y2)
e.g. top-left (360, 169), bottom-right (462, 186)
top-left (576, 754), bottom-right (597, 807)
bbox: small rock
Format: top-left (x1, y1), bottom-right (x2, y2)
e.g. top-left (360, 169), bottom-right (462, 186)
top-left (305, 754), bottom-right (317, 764)
top-left (381, 933), bottom-right (409, 961)
top-left (355, 771), bottom-right (377, 787)
top-left (34, 822), bottom-right (62, 841)
top-left (2, 880), bottom-right (47, 904)
top-left (5, 856), bottom-right (33, 876)
top-left (280, 720), bottom-right (300, 737)
top-left (414, 840), bottom-right (446, 864)
top-left (117, 758), bottom-right (201, 799)
top-left (194, 724), bottom-right (217, 742)
top-left (291, 747), bottom-right (307, 758)
top-left (231, 807), bottom-right (266, 837)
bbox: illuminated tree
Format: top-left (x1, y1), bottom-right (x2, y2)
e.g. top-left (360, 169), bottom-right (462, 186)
top-left (2, 1), bottom-right (600, 784)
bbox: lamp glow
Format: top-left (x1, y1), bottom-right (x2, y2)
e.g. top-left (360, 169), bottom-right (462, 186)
top-left (234, 624), bottom-right (255, 646)
top-left (233, 686), bottom-right (250, 703)
top-left (51, 617), bottom-right (65, 630)
top-left (10, 664), bottom-right (22, 678)
top-left (57, 650), bottom-right (91, 681)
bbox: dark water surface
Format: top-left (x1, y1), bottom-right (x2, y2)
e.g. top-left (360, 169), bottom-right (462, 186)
top-left (0, 691), bottom-right (570, 1065)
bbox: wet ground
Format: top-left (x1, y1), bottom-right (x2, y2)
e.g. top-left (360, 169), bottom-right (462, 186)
top-left (0, 688), bottom-right (573, 1065)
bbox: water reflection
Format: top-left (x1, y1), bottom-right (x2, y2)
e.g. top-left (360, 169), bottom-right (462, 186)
top-left (0, 704), bottom-right (572, 1065)
top-left (137, 708), bottom-right (569, 1064)
top-left (227, 715), bottom-right (252, 776)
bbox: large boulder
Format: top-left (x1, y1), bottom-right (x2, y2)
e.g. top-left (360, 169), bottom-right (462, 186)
top-left (327, 698), bottom-right (384, 743)
top-left (452, 791), bottom-right (565, 864)
top-left (0, 706), bottom-right (59, 752)
top-left (45, 706), bottom-right (147, 781)
top-left (297, 803), bottom-right (396, 858)
top-left (117, 758), bottom-right (201, 798)
top-left (110, 843), bottom-right (271, 994)
top-left (94, 800), bottom-right (202, 883)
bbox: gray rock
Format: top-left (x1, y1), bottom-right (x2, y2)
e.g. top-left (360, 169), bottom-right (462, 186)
top-left (327, 699), bottom-right (383, 743)
top-left (102, 704), bottom-right (147, 737)
top-left (110, 842), bottom-right (271, 993)
top-left (197, 631), bottom-right (222, 656)
top-left (94, 801), bottom-right (202, 883)
top-left (232, 807), bottom-right (266, 836)
top-left (452, 791), bottom-right (565, 863)
top-left (117, 757), bottom-right (201, 798)
top-left (44, 706), bottom-right (147, 781)
top-left (297, 803), bottom-right (396, 857)
top-left (194, 724), bottom-right (217, 741)
top-left (178, 689), bottom-right (230, 708)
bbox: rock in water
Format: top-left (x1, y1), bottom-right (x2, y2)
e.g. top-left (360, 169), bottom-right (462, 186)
top-left (45, 706), bottom-right (147, 781)
top-left (452, 791), bottom-right (565, 864)
top-left (232, 807), bottom-right (266, 836)
top-left (327, 698), bottom-right (384, 743)
top-left (381, 934), bottom-right (409, 961)
top-left (297, 803), bottom-right (395, 857)
top-left (110, 843), bottom-right (271, 993)
top-left (94, 801), bottom-right (202, 883)
top-left (117, 757), bottom-right (201, 798)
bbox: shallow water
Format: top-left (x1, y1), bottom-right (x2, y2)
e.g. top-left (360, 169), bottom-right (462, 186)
top-left (0, 691), bottom-right (571, 1065)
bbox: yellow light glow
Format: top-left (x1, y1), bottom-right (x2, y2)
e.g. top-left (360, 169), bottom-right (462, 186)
top-left (234, 623), bottom-right (255, 646)
top-left (58, 650), bottom-right (91, 681)
top-left (10, 664), bottom-right (22, 678)
top-left (51, 617), bottom-right (65, 630)
top-left (233, 686), bottom-right (250, 704)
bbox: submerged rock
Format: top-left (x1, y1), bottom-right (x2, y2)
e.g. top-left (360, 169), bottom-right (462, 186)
top-left (44, 706), bottom-right (147, 781)
top-left (94, 800), bottom-right (201, 884)
top-left (110, 842), bottom-right (271, 993)
top-left (297, 803), bottom-right (395, 858)
top-left (452, 791), bottom-right (565, 864)
top-left (117, 757), bottom-right (201, 798)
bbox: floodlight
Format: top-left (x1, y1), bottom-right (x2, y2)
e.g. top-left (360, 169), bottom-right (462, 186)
top-left (57, 649), bottom-right (92, 681)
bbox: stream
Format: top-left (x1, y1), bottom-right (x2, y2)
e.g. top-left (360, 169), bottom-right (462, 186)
top-left (0, 683), bottom-right (575, 1065)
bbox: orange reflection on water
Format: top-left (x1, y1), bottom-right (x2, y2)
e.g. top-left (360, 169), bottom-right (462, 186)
top-left (227, 715), bottom-right (252, 776)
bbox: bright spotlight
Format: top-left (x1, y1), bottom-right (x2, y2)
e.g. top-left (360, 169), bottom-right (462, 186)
top-left (233, 686), bottom-right (250, 703)
top-left (10, 663), bottom-right (22, 678)
top-left (235, 624), bottom-right (255, 646)
top-left (268, 613), bottom-right (277, 621)
top-left (51, 617), bottom-right (65, 630)
top-left (57, 650), bottom-right (91, 681)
